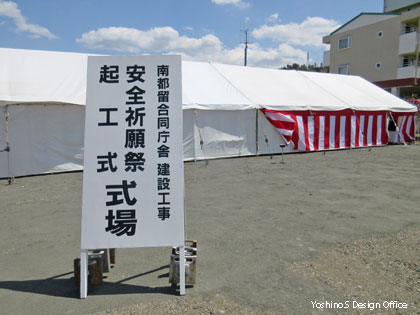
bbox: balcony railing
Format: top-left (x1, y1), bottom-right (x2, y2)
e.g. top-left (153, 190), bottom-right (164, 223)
top-left (400, 60), bottom-right (420, 67)
top-left (401, 27), bottom-right (418, 35)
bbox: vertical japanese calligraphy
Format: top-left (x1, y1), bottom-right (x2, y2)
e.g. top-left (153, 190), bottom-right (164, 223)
top-left (97, 64), bottom-right (148, 237)
top-left (156, 65), bottom-right (171, 221)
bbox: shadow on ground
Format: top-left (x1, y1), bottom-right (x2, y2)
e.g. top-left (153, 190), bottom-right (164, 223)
top-left (0, 265), bottom-right (176, 299)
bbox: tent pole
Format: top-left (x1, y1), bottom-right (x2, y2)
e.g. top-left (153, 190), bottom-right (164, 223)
top-left (2, 106), bottom-right (12, 182)
top-left (256, 109), bottom-right (259, 156)
top-left (415, 19), bottom-right (420, 85)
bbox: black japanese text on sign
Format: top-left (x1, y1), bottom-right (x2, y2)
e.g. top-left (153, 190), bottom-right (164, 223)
top-left (97, 64), bottom-right (148, 237)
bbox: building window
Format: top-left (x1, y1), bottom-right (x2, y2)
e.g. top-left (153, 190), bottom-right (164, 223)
top-left (338, 64), bottom-right (350, 75)
top-left (378, 31), bottom-right (383, 38)
top-left (338, 36), bottom-right (352, 50)
top-left (376, 62), bottom-right (382, 69)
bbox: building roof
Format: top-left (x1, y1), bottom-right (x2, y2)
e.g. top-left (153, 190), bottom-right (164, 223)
top-left (328, 12), bottom-right (400, 36)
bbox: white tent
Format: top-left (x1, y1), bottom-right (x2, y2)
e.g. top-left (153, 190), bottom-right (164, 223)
top-left (0, 48), bottom-right (417, 178)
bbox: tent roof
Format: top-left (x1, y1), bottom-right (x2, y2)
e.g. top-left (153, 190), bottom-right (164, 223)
top-left (212, 63), bottom-right (347, 111)
top-left (0, 48), bottom-right (88, 106)
top-left (182, 61), bottom-right (253, 110)
top-left (0, 48), bottom-right (417, 112)
top-left (300, 71), bottom-right (415, 112)
top-left (211, 62), bottom-right (416, 112)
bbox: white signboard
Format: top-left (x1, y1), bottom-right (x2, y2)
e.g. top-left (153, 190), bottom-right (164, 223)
top-left (81, 55), bottom-right (184, 250)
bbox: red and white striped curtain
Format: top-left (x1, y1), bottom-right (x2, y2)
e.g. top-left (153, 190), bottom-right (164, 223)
top-left (389, 112), bottom-right (416, 143)
top-left (261, 109), bottom-right (392, 152)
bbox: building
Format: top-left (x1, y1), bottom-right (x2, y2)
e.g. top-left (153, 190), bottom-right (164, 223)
top-left (384, 0), bottom-right (420, 13)
top-left (323, 1), bottom-right (420, 99)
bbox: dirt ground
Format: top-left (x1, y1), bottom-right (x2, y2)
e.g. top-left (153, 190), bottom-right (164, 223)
top-left (0, 145), bottom-right (419, 314)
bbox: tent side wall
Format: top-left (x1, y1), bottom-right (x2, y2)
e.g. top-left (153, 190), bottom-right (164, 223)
top-left (1, 105), bottom-right (416, 178)
top-left (183, 109), bottom-right (195, 160)
top-left (191, 109), bottom-right (257, 160)
top-left (0, 106), bottom-right (259, 178)
top-left (258, 109), bottom-right (417, 152)
top-left (257, 110), bottom-right (294, 155)
top-left (1, 104), bottom-right (85, 178)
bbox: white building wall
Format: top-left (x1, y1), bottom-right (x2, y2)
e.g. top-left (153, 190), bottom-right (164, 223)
top-left (399, 31), bottom-right (417, 54)
top-left (323, 50), bottom-right (330, 67)
top-left (384, 0), bottom-right (420, 12)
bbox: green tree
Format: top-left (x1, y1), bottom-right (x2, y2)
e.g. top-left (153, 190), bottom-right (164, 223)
top-left (280, 63), bottom-right (326, 72)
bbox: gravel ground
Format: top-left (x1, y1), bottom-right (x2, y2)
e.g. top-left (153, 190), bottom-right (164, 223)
top-left (291, 228), bottom-right (420, 314)
top-left (92, 294), bottom-right (282, 315)
top-left (93, 228), bottom-right (420, 315)
top-left (0, 144), bottom-right (419, 314)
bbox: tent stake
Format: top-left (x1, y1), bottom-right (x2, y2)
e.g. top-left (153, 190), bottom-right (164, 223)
top-left (280, 144), bottom-right (285, 164)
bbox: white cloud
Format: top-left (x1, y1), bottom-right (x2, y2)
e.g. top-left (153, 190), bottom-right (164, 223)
top-left (77, 26), bottom-right (307, 68)
top-left (267, 13), bottom-right (279, 24)
top-left (245, 43), bottom-right (307, 67)
top-left (180, 43), bottom-right (308, 68)
top-left (211, 0), bottom-right (250, 8)
top-left (252, 16), bottom-right (339, 47)
top-left (77, 26), bottom-right (223, 55)
top-left (0, 0), bottom-right (57, 39)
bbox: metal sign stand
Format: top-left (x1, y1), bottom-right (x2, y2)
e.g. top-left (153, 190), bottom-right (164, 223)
top-left (179, 245), bottom-right (186, 295)
top-left (79, 245), bottom-right (186, 298)
top-left (80, 249), bottom-right (88, 299)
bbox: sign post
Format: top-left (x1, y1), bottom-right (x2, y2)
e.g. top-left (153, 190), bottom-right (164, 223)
top-left (80, 55), bottom-right (184, 298)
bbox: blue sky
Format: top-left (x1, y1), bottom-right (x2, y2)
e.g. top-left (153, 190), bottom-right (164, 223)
top-left (0, 0), bottom-right (383, 67)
